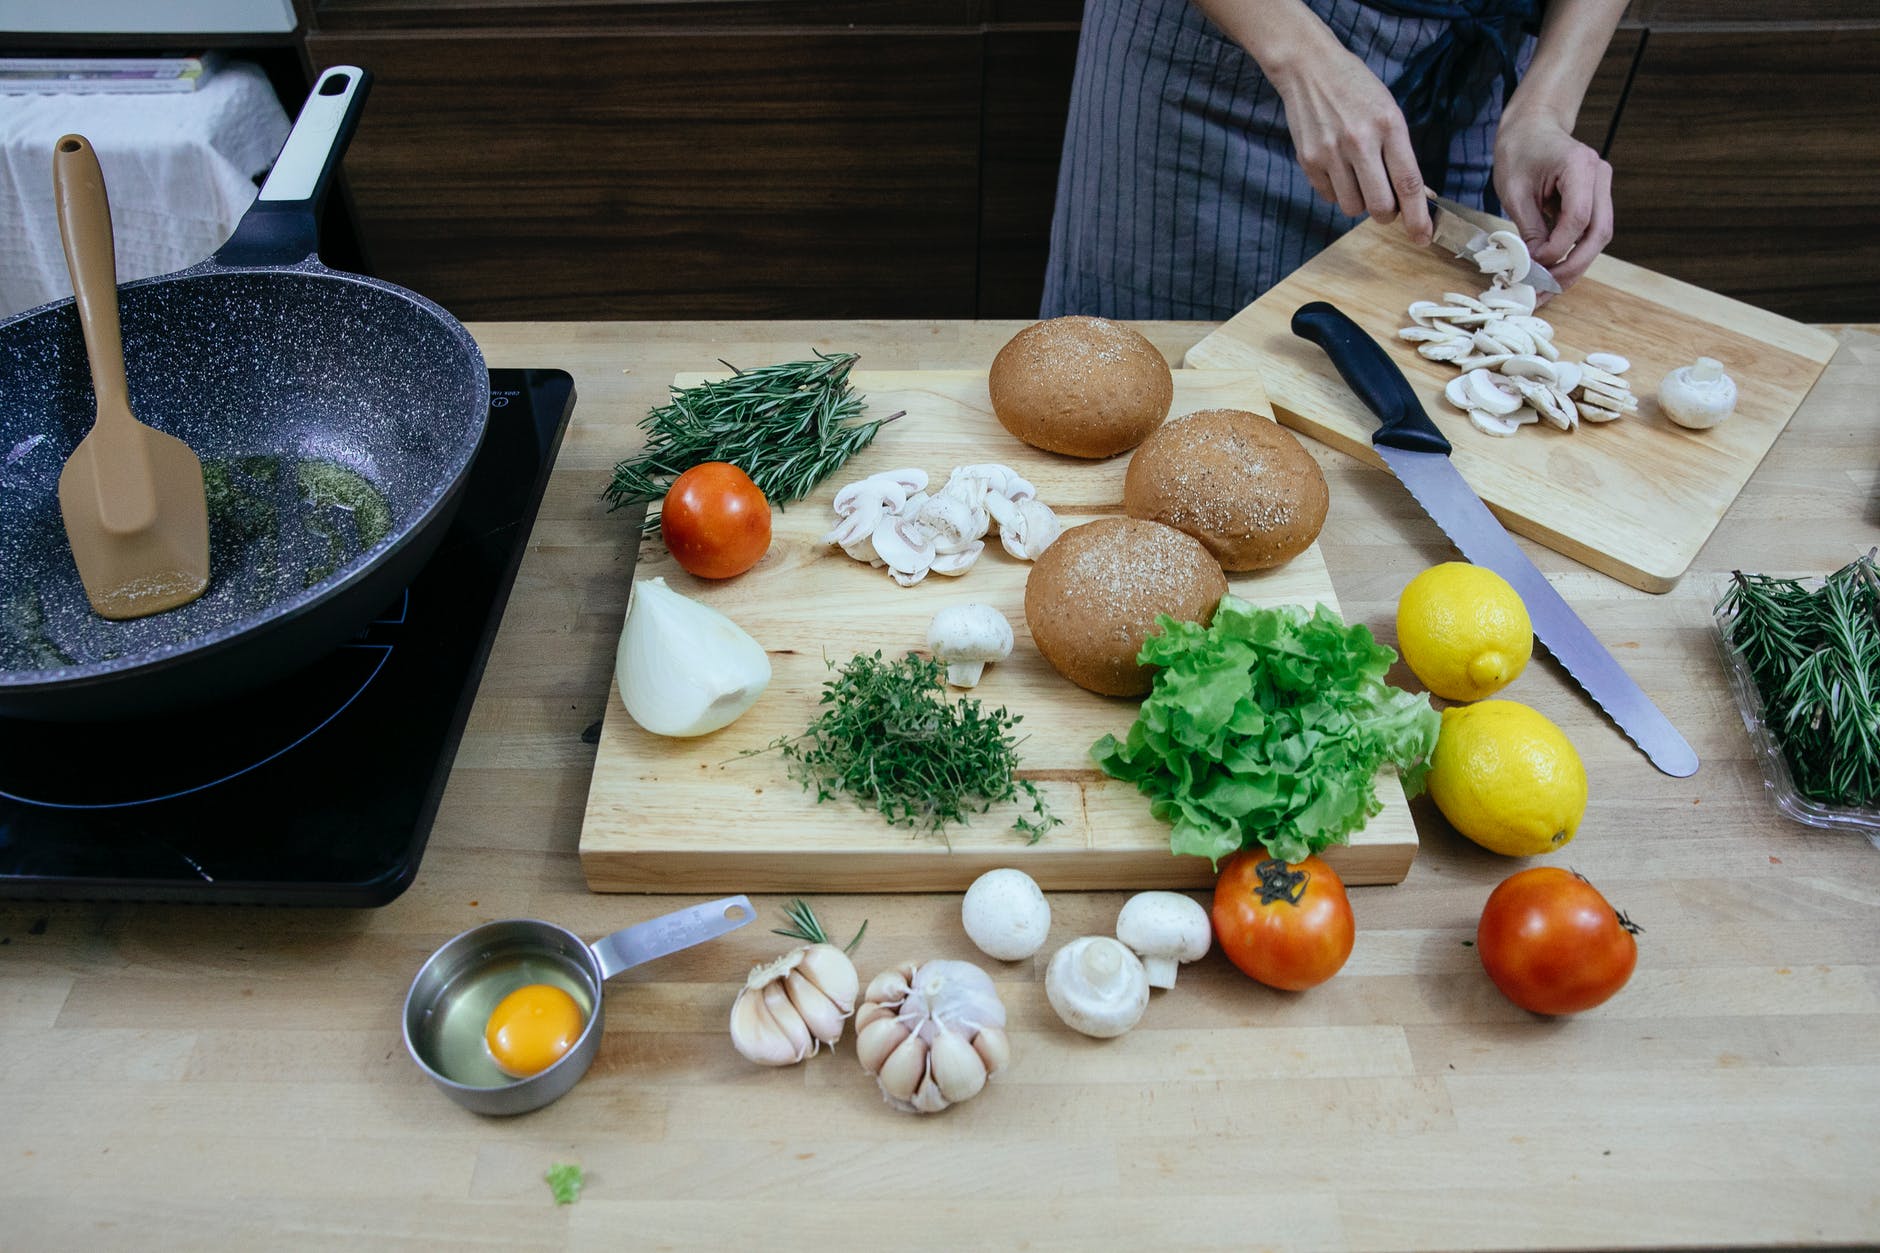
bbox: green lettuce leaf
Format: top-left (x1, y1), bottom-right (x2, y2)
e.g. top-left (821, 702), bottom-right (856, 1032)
top-left (545, 1163), bottom-right (584, 1206)
top-left (1091, 599), bottom-right (1439, 866)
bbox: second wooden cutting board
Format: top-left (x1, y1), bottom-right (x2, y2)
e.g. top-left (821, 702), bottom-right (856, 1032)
top-left (580, 369), bottom-right (1420, 893)
top-left (1183, 217), bottom-right (1839, 592)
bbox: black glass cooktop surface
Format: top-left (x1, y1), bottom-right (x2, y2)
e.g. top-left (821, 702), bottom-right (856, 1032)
top-left (0, 368), bottom-right (574, 906)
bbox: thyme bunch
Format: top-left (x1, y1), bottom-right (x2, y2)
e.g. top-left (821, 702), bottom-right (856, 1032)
top-left (755, 652), bottom-right (1059, 843)
top-left (1719, 549), bottom-right (1880, 808)
top-left (604, 351), bottom-right (901, 533)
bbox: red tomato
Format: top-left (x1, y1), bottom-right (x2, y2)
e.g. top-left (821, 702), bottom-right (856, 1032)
top-left (660, 462), bottom-right (771, 579)
top-left (1477, 867), bottom-right (1638, 1016)
top-left (1211, 853), bottom-right (1355, 991)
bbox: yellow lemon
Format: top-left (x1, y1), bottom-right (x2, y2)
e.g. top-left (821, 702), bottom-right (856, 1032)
top-left (1396, 562), bottom-right (1533, 702)
top-left (1427, 700), bottom-right (1587, 857)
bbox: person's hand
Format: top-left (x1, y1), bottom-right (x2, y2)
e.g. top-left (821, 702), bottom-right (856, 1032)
top-left (1493, 110), bottom-right (1613, 287)
top-left (1270, 38), bottom-right (1433, 244)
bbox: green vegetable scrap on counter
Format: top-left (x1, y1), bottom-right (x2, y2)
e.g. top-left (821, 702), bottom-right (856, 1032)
top-left (757, 651), bottom-right (1058, 842)
top-left (1092, 599), bottom-right (1440, 866)
top-left (604, 350), bottom-right (901, 534)
top-left (1719, 551), bottom-right (1880, 808)
top-left (544, 1163), bottom-right (584, 1206)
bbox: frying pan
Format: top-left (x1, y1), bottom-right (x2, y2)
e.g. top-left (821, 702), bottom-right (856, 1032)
top-left (0, 67), bottom-right (490, 721)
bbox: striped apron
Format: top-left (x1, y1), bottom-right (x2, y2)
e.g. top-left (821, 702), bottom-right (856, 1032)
top-left (1042, 0), bottom-right (1538, 321)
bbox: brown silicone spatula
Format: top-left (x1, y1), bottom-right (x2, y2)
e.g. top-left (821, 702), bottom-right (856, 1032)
top-left (53, 134), bottom-right (210, 620)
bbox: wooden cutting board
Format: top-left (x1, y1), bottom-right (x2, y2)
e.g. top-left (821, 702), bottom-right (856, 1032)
top-left (1183, 217), bottom-right (1840, 593)
top-left (579, 369), bottom-right (1420, 893)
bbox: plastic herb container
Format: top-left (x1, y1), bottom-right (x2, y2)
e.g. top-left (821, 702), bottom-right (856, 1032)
top-left (1713, 596), bottom-right (1880, 835)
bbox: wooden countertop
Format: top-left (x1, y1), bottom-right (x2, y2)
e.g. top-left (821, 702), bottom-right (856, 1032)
top-left (5, 321), bottom-right (1878, 1251)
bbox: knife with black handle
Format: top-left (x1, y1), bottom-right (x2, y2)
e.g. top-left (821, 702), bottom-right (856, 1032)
top-left (1292, 300), bottom-right (1698, 778)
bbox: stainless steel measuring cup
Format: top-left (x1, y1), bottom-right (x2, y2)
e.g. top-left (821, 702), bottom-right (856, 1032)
top-left (402, 894), bottom-right (754, 1115)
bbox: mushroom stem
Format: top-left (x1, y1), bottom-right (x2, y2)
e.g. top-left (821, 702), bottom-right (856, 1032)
top-left (1691, 356), bottom-right (1724, 383)
top-left (1081, 940), bottom-right (1123, 984)
top-left (946, 660), bottom-right (987, 688)
top-left (1139, 955), bottom-right (1178, 989)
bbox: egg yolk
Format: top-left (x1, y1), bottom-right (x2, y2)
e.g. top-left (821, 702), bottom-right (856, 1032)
top-left (485, 983), bottom-right (584, 1078)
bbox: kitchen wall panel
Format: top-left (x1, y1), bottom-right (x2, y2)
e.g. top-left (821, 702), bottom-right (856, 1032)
top-left (304, 30), bottom-right (983, 319)
top-left (1604, 28), bottom-right (1880, 323)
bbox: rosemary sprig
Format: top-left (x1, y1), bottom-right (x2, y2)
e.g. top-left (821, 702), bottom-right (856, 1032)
top-left (752, 651), bottom-right (1060, 843)
top-left (772, 898), bottom-right (867, 955)
top-left (604, 351), bottom-right (902, 533)
top-left (1719, 549), bottom-right (1880, 808)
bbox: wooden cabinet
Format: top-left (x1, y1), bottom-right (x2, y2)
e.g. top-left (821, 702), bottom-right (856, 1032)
top-left (1604, 28), bottom-right (1880, 323)
top-left (306, 26), bottom-right (982, 319)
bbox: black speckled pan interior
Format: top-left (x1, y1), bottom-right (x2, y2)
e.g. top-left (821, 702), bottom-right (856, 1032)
top-left (0, 64), bottom-right (490, 720)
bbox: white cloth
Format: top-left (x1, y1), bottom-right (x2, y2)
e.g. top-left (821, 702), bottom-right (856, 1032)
top-left (0, 61), bottom-right (290, 317)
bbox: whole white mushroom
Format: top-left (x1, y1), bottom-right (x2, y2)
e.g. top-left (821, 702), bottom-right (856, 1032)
top-left (1658, 357), bottom-right (1738, 430)
top-left (1115, 891), bottom-right (1212, 989)
top-left (960, 867), bottom-right (1051, 961)
top-left (927, 604), bottom-right (1014, 688)
top-left (1046, 936), bottom-right (1149, 1038)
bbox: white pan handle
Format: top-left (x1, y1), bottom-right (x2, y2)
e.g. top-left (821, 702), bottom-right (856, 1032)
top-left (260, 66), bottom-right (366, 203)
top-left (213, 65), bottom-right (371, 268)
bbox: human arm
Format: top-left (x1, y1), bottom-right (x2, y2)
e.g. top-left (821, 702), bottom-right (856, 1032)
top-left (1493, 0), bottom-right (1629, 285)
top-left (1194, 0), bottom-right (1434, 243)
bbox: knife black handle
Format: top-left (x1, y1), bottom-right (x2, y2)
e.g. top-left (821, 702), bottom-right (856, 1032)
top-left (1291, 301), bottom-right (1452, 455)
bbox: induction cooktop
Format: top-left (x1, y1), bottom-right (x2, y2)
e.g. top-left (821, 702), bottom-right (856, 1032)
top-left (0, 368), bottom-right (575, 906)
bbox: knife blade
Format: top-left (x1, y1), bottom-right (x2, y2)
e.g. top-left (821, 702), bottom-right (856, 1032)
top-left (1425, 194), bottom-right (1562, 296)
top-left (1291, 300), bottom-right (1698, 779)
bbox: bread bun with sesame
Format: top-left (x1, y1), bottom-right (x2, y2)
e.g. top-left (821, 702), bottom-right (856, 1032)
top-left (1123, 408), bottom-right (1327, 571)
top-left (988, 316), bottom-right (1173, 459)
top-left (1023, 517), bottom-right (1227, 697)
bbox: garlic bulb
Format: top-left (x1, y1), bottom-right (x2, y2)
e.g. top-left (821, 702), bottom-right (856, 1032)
top-left (616, 577), bottom-right (771, 737)
top-left (854, 959), bottom-right (1010, 1113)
top-left (729, 942), bottom-right (859, 1066)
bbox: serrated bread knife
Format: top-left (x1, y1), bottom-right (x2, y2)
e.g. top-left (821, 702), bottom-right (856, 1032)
top-left (1291, 301), bottom-right (1698, 778)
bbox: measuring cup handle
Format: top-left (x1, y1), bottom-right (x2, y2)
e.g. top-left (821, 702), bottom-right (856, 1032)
top-left (590, 895), bottom-right (755, 981)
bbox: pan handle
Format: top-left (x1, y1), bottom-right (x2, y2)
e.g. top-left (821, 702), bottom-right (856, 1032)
top-left (213, 65), bottom-right (371, 269)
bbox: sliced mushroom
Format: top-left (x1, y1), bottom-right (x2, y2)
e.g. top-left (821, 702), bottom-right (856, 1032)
top-left (1417, 338), bottom-right (1475, 363)
top-left (1473, 230), bottom-right (1532, 284)
top-left (1551, 361), bottom-right (1584, 393)
top-left (1442, 291), bottom-right (1491, 313)
top-left (872, 516), bottom-right (937, 585)
top-left (834, 469), bottom-right (928, 518)
top-left (930, 541), bottom-right (985, 576)
top-left (1469, 409), bottom-right (1521, 437)
top-left (1399, 325), bottom-right (1460, 344)
top-left (1499, 355), bottom-right (1559, 385)
top-left (1408, 300), bottom-right (1475, 327)
top-left (1576, 401), bottom-right (1623, 423)
top-left (1462, 368), bottom-right (1524, 416)
top-left (1584, 352), bottom-right (1630, 375)
top-left (986, 495), bottom-right (1062, 561)
top-left (1443, 375), bottom-right (1474, 411)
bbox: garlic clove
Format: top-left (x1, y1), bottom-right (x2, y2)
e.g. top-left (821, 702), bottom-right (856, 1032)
top-left (617, 578), bottom-right (772, 738)
top-left (796, 944), bottom-right (859, 1013)
top-left (762, 981), bottom-right (815, 1061)
top-left (865, 964), bottom-right (915, 1004)
top-left (730, 986), bottom-right (805, 1066)
top-left (785, 969), bottom-right (847, 1044)
top-left (927, 1025), bottom-right (989, 1104)
top-left (854, 1013), bottom-right (911, 1073)
top-left (909, 1074), bottom-right (950, 1114)
top-left (972, 1025), bottom-right (1011, 1076)
top-left (875, 1029), bottom-right (930, 1104)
